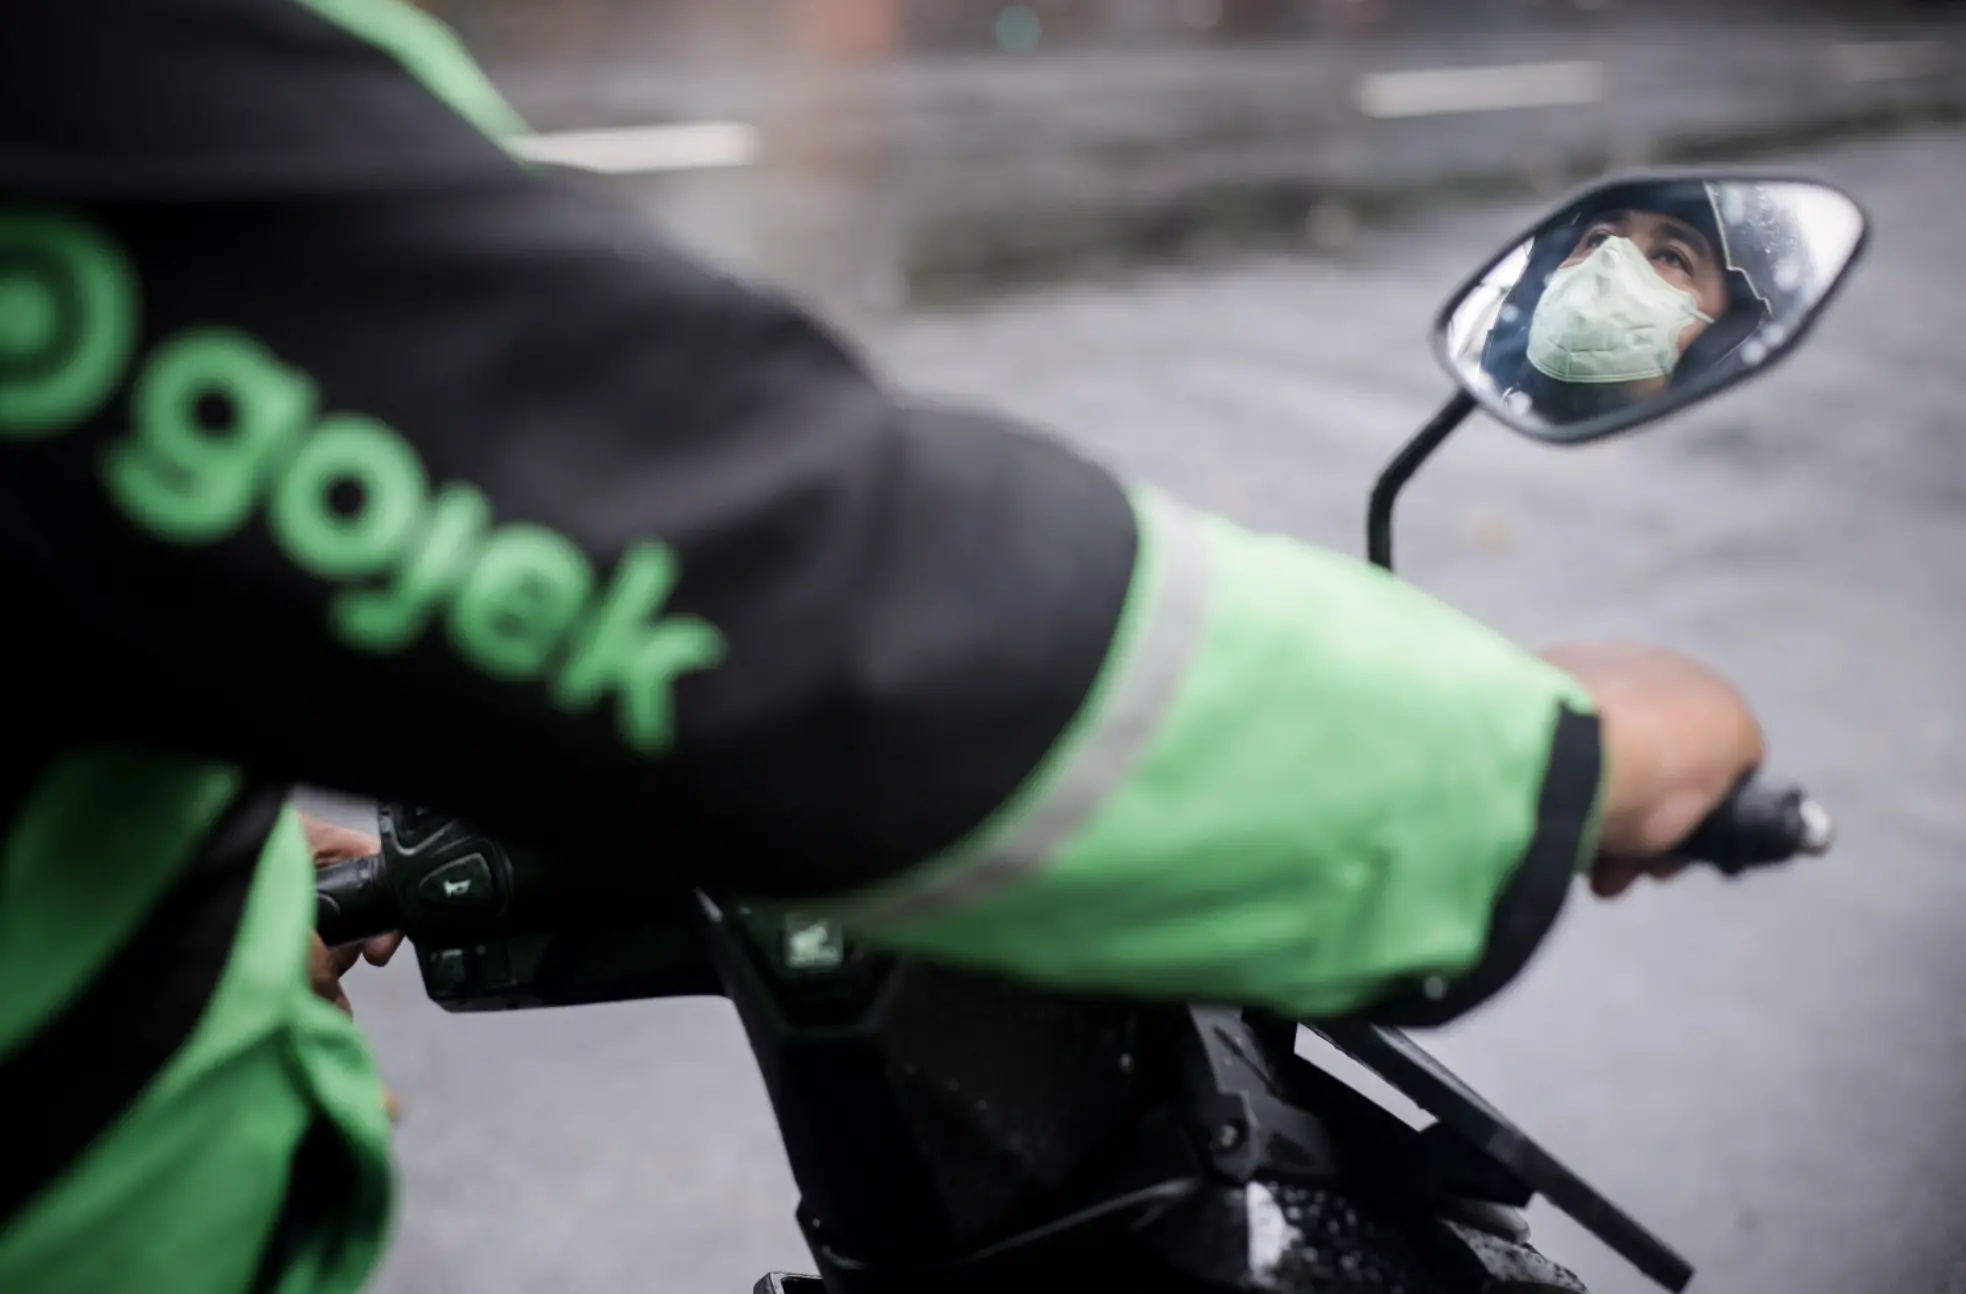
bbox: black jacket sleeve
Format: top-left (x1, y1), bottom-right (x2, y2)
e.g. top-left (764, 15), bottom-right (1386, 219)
top-left (0, 0), bottom-right (1136, 901)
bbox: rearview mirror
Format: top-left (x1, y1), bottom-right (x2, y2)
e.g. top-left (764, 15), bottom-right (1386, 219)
top-left (1434, 173), bottom-right (1867, 444)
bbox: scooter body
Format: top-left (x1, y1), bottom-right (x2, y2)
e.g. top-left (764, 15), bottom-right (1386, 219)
top-left (397, 840), bottom-right (1598, 1294)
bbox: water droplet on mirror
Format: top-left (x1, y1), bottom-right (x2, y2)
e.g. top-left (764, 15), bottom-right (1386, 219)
top-left (1499, 303), bottom-right (1520, 324)
top-left (1742, 339), bottom-right (1768, 366)
top-left (1775, 258), bottom-right (1803, 292)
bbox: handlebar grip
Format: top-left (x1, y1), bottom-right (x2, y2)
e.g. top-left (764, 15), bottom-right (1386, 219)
top-left (1679, 775), bottom-right (1836, 876)
top-left (315, 852), bottom-right (399, 947)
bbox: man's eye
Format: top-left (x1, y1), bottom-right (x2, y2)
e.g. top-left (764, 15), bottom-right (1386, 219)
top-left (1656, 248), bottom-right (1692, 274)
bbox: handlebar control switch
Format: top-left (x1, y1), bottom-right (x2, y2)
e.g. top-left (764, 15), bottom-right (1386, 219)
top-left (416, 853), bottom-right (498, 908)
top-left (374, 805), bottom-right (553, 944)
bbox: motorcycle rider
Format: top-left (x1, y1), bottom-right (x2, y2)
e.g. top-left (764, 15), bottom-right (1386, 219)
top-left (1476, 179), bottom-right (1808, 427)
top-left (1, 3), bottom-right (1764, 1293)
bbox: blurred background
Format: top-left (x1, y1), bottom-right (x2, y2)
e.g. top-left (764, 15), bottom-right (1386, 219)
top-left (416, 0), bottom-right (1966, 309)
top-left (317, 3), bottom-right (1966, 1293)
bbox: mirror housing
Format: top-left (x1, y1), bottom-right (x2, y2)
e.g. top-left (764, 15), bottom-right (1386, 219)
top-left (1433, 170), bottom-right (1868, 444)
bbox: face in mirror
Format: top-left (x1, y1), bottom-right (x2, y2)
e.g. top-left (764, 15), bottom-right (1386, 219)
top-left (1438, 177), bottom-right (1866, 442)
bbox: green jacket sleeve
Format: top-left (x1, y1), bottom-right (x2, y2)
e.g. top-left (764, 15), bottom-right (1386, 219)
top-left (0, 0), bottom-right (1604, 1033)
top-left (822, 486), bottom-right (1607, 1024)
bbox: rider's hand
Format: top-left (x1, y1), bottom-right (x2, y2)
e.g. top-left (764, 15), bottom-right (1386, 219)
top-left (1538, 643), bottom-right (1765, 898)
top-left (300, 811), bottom-right (403, 1122)
top-left (300, 813), bottom-right (403, 969)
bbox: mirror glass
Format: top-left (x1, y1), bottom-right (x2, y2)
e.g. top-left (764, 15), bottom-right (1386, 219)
top-left (1437, 177), bottom-right (1865, 442)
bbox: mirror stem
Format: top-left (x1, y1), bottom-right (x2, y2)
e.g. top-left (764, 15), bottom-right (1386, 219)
top-left (1367, 390), bottom-right (1475, 572)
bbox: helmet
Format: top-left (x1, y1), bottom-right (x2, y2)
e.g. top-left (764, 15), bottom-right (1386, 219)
top-left (1692, 179), bottom-right (1820, 362)
top-left (1479, 178), bottom-right (1813, 399)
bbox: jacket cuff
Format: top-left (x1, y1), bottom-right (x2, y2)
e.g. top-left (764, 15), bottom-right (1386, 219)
top-left (1352, 703), bottom-right (1604, 1029)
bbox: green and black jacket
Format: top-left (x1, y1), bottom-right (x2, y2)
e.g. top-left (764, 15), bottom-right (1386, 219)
top-left (0, 2), bottom-right (1604, 1291)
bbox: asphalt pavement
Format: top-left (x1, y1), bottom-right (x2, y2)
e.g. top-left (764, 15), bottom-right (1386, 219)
top-left (309, 124), bottom-right (1966, 1294)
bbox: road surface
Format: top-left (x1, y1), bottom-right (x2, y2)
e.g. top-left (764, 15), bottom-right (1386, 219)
top-left (310, 124), bottom-right (1966, 1294)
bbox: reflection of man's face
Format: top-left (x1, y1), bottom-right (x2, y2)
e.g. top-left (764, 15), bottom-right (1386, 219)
top-left (1562, 209), bottom-right (1731, 354)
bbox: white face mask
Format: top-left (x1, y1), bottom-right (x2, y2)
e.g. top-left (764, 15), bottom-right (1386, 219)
top-left (1525, 235), bottom-right (1716, 384)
